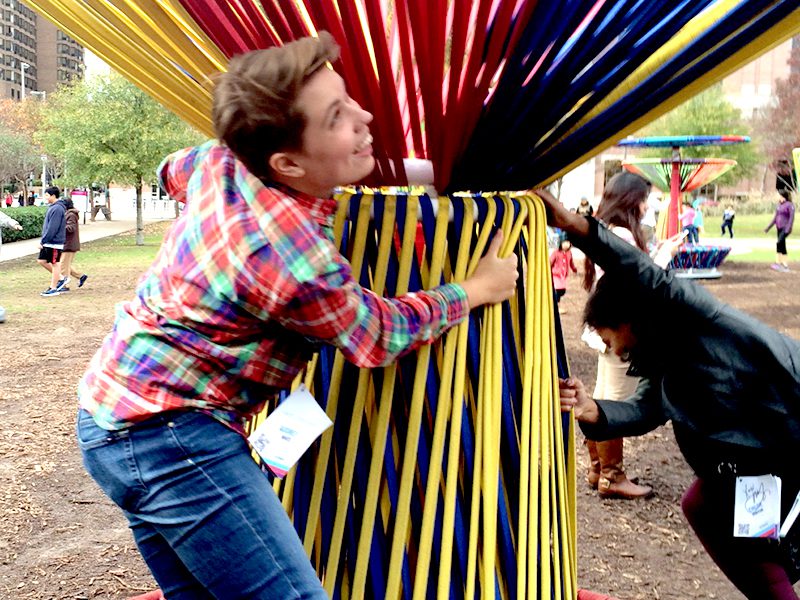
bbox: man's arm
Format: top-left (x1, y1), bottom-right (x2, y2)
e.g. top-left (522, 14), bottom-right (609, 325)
top-left (157, 142), bottom-right (212, 205)
top-left (0, 211), bottom-right (21, 230)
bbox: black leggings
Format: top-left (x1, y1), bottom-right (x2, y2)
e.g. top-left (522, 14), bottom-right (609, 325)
top-left (777, 230), bottom-right (790, 255)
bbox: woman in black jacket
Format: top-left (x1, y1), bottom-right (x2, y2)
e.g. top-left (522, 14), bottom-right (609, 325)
top-left (538, 188), bottom-right (800, 599)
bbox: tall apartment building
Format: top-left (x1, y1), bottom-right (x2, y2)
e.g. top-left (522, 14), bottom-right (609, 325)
top-left (0, 0), bottom-right (84, 100)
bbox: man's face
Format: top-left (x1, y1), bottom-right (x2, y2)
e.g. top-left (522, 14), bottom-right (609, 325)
top-left (44, 193), bottom-right (56, 204)
top-left (596, 324), bottom-right (637, 362)
top-left (288, 67), bottom-right (375, 196)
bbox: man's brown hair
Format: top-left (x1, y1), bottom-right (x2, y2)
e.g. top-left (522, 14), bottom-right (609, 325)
top-left (212, 32), bottom-right (340, 180)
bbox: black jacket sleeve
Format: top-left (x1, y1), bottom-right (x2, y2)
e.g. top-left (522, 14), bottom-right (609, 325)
top-left (579, 377), bottom-right (668, 441)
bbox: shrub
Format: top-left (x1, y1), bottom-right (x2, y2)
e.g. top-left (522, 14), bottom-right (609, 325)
top-left (0, 206), bottom-right (47, 242)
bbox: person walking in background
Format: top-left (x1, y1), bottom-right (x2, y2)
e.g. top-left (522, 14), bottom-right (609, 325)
top-left (692, 198), bottom-right (705, 244)
top-left (640, 191), bottom-right (663, 248)
top-left (58, 198), bottom-right (89, 291)
top-left (679, 200), bottom-right (698, 244)
top-left (765, 189), bottom-right (794, 272)
top-left (550, 237), bottom-right (577, 311)
top-left (721, 205), bottom-right (735, 238)
top-left (37, 186), bottom-right (68, 297)
top-left (0, 210), bottom-right (24, 323)
top-left (575, 196), bottom-right (594, 217)
top-left (581, 171), bottom-right (654, 500)
top-left (4, 192), bottom-right (11, 208)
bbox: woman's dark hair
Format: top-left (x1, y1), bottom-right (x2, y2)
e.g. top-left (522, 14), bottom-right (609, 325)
top-left (64, 198), bottom-right (74, 210)
top-left (582, 273), bottom-right (644, 331)
top-left (583, 172), bottom-right (650, 291)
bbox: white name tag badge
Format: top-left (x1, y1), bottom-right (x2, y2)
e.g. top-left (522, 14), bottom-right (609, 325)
top-left (248, 384), bottom-right (333, 479)
top-left (733, 475), bottom-right (781, 539)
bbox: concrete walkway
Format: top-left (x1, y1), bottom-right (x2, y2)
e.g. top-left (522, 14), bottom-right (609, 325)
top-left (0, 218), bottom-right (172, 263)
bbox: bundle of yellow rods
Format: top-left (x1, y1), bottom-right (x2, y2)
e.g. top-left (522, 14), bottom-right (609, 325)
top-left (248, 191), bottom-right (577, 599)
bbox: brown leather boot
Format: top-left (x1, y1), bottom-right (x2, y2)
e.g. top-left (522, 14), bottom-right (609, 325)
top-left (585, 440), bottom-right (601, 489)
top-left (596, 438), bottom-right (653, 499)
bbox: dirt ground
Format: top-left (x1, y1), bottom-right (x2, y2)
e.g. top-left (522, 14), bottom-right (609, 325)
top-left (1, 227), bottom-right (799, 599)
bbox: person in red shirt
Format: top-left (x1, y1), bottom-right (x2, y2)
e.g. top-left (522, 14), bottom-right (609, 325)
top-left (550, 237), bottom-right (577, 308)
top-left (76, 32), bottom-right (519, 598)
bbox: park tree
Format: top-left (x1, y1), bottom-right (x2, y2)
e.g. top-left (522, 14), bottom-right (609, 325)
top-left (635, 83), bottom-right (761, 189)
top-left (753, 38), bottom-right (800, 190)
top-left (38, 73), bottom-right (203, 244)
top-left (0, 98), bottom-right (46, 199)
top-left (0, 125), bottom-right (41, 201)
top-left (0, 98), bottom-right (43, 142)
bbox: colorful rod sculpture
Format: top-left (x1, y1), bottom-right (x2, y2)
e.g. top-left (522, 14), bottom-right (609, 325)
top-left (247, 191), bottom-right (574, 599)
top-left (15, 1), bottom-right (799, 597)
top-left (621, 158), bottom-right (738, 198)
top-left (22, 1), bottom-right (800, 190)
top-left (621, 135), bottom-right (748, 278)
top-left (620, 135), bottom-right (749, 239)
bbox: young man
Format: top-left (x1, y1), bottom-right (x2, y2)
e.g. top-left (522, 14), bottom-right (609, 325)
top-left (37, 186), bottom-right (68, 297)
top-left (539, 189), bottom-right (800, 600)
top-left (77, 33), bottom-right (518, 598)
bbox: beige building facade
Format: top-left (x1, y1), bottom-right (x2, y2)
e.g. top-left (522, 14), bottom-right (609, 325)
top-left (0, 0), bottom-right (83, 100)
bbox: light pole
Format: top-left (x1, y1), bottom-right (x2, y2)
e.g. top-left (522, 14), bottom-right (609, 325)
top-left (41, 155), bottom-right (47, 191)
top-left (20, 62), bottom-right (30, 99)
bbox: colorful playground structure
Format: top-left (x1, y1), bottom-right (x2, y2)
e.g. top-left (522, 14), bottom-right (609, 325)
top-left (20, 0), bottom-right (800, 597)
top-left (621, 134), bottom-right (750, 279)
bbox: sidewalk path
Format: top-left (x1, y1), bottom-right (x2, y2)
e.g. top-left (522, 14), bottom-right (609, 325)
top-left (0, 218), bottom-right (172, 263)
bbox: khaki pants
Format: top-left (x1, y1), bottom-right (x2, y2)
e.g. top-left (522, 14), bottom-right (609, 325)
top-left (593, 350), bottom-right (638, 401)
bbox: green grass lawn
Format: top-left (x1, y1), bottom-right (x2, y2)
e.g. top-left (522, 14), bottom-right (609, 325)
top-left (725, 248), bottom-right (779, 263)
top-left (691, 212), bottom-right (788, 263)
top-left (702, 212), bottom-right (774, 239)
top-left (1, 222), bottom-right (170, 316)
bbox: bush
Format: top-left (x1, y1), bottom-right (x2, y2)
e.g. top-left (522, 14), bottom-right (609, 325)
top-left (0, 206), bottom-right (47, 242)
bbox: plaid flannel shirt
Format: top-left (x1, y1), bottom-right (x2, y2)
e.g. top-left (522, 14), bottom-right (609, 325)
top-left (79, 140), bottom-right (469, 431)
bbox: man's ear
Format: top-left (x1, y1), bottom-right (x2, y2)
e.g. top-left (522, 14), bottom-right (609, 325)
top-left (268, 152), bottom-right (305, 180)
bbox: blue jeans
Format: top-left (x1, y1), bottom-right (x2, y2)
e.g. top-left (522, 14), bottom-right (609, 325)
top-left (77, 409), bottom-right (327, 599)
